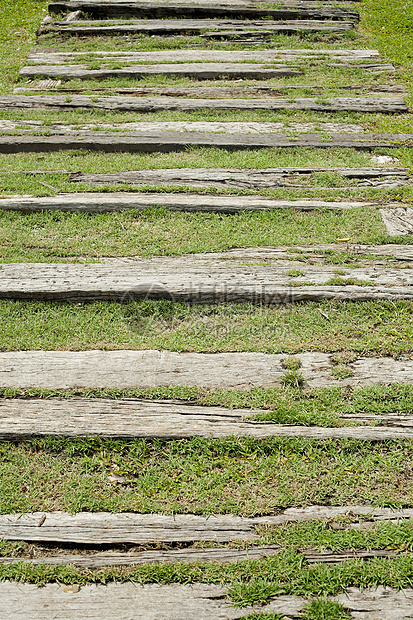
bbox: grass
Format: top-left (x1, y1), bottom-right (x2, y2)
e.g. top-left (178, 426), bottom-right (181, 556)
top-left (2, 436), bottom-right (413, 514)
top-left (0, 299), bottom-right (411, 355)
top-left (0, 207), bottom-right (397, 262)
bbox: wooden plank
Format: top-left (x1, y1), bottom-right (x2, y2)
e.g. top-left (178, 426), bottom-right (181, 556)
top-left (0, 547), bottom-right (401, 569)
top-left (39, 19), bottom-right (356, 37)
top-left (20, 63), bottom-right (303, 81)
top-left (47, 1), bottom-right (359, 21)
top-left (1, 507), bottom-right (413, 544)
top-left (341, 413), bottom-right (413, 427)
top-left (0, 582), bottom-right (306, 619)
top-left (1, 582), bottom-right (412, 620)
top-left (0, 193), bottom-right (386, 213)
top-left (0, 546), bottom-right (283, 568)
top-left (67, 167), bottom-right (410, 189)
top-left (3, 397), bottom-right (413, 440)
top-left (1, 351), bottom-right (413, 389)
top-left (0, 258), bottom-right (412, 303)
top-left (380, 208), bottom-right (413, 236)
top-left (1, 94), bottom-right (406, 113)
top-left (14, 84), bottom-right (407, 96)
top-left (0, 131), bottom-right (411, 153)
top-left (27, 48), bottom-right (380, 63)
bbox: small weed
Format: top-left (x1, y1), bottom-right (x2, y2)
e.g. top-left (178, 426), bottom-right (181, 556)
top-left (287, 269), bottom-right (306, 278)
top-left (281, 370), bottom-right (305, 388)
top-left (281, 356), bottom-right (302, 371)
top-left (331, 364), bottom-right (354, 380)
top-left (303, 598), bottom-right (350, 620)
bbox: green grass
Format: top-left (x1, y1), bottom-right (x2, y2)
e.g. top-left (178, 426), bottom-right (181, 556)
top-left (0, 299), bottom-right (411, 355)
top-left (0, 207), bottom-right (395, 262)
top-left (1, 436), bottom-right (413, 514)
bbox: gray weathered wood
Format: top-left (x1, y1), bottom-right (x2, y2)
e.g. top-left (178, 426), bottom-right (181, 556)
top-left (16, 84), bottom-right (406, 96)
top-left (3, 397), bottom-right (413, 440)
top-left (0, 131), bottom-right (411, 153)
top-left (0, 582), bottom-right (306, 619)
top-left (27, 48), bottom-right (380, 63)
top-left (341, 413), bottom-right (413, 427)
top-left (20, 63), bottom-right (302, 81)
top-left (1, 507), bottom-right (412, 544)
top-left (0, 582), bottom-right (412, 619)
top-left (0, 193), bottom-right (385, 213)
top-left (1, 94), bottom-right (406, 113)
top-left (1, 351), bottom-right (413, 389)
top-left (47, 1), bottom-right (359, 21)
top-left (0, 547), bottom-right (401, 569)
top-left (380, 208), bottom-right (413, 236)
top-left (66, 167), bottom-right (410, 189)
top-left (0, 257), bottom-right (411, 303)
top-left (39, 18), bottom-right (356, 37)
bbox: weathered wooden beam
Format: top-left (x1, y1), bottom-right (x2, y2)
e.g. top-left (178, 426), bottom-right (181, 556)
top-left (380, 208), bottom-right (413, 236)
top-left (0, 130), bottom-right (411, 153)
top-left (1, 351), bottom-right (413, 389)
top-left (1, 94), bottom-right (406, 113)
top-left (0, 546), bottom-right (283, 568)
top-left (27, 48), bottom-right (380, 63)
top-left (47, 1), bottom-right (359, 21)
top-left (0, 547), bottom-right (401, 569)
top-left (0, 257), bottom-right (411, 303)
top-left (2, 398), bottom-right (413, 440)
top-left (19, 63), bottom-right (302, 81)
top-left (38, 19), bottom-right (356, 37)
top-left (66, 167), bottom-right (410, 189)
top-left (0, 193), bottom-right (387, 213)
top-left (1, 507), bottom-right (412, 544)
top-left (0, 582), bottom-right (412, 619)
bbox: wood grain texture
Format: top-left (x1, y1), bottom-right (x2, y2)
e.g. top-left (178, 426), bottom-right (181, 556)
top-left (67, 167), bottom-right (410, 189)
top-left (0, 547), bottom-right (401, 569)
top-left (0, 582), bottom-right (306, 619)
top-left (27, 48), bottom-right (380, 63)
top-left (1, 507), bottom-right (412, 544)
top-left (0, 131), bottom-right (411, 153)
top-left (17, 84), bottom-right (405, 96)
top-left (380, 208), bottom-right (413, 236)
top-left (20, 63), bottom-right (302, 81)
top-left (2, 397), bottom-right (413, 440)
top-left (0, 582), bottom-right (411, 619)
top-left (47, 1), bottom-right (359, 21)
top-left (0, 192), bottom-right (381, 213)
top-left (1, 351), bottom-right (413, 389)
top-left (2, 94), bottom-right (406, 113)
top-left (39, 19), bottom-right (356, 37)
top-left (0, 257), bottom-right (411, 303)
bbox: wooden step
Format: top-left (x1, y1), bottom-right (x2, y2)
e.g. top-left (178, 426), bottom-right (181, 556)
top-left (0, 130), bottom-right (410, 154)
top-left (0, 257), bottom-right (412, 303)
top-left (20, 62), bottom-right (304, 81)
top-left (380, 208), bottom-right (413, 236)
top-left (1, 507), bottom-right (412, 544)
top-left (38, 18), bottom-right (356, 37)
top-left (1, 351), bottom-right (413, 389)
top-left (27, 48), bottom-right (380, 63)
top-left (48, 1), bottom-right (359, 21)
top-left (0, 193), bottom-right (390, 214)
top-left (15, 84), bottom-right (406, 96)
top-left (66, 167), bottom-right (410, 189)
top-left (0, 545), bottom-right (283, 568)
top-left (2, 94), bottom-right (407, 113)
top-left (0, 547), bottom-right (401, 569)
top-left (2, 398), bottom-right (413, 440)
top-left (0, 583), bottom-right (411, 620)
